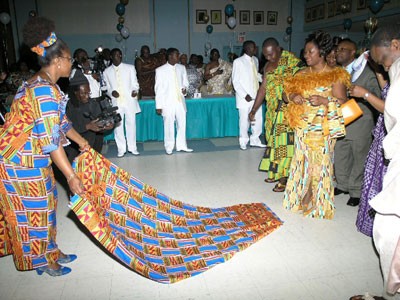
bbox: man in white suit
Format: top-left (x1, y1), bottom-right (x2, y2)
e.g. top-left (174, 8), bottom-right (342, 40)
top-left (232, 40), bottom-right (266, 150)
top-left (103, 48), bottom-right (140, 157)
top-left (155, 48), bottom-right (192, 155)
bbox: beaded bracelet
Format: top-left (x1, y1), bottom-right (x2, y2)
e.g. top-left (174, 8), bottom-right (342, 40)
top-left (66, 173), bottom-right (76, 183)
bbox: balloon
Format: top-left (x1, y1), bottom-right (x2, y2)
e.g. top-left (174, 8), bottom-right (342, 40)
top-left (287, 16), bottom-right (293, 24)
top-left (225, 4), bottom-right (234, 17)
top-left (115, 33), bottom-right (123, 43)
top-left (116, 3), bottom-right (125, 16)
top-left (120, 26), bottom-right (130, 39)
top-left (283, 35), bottom-right (290, 43)
top-left (343, 18), bottom-right (352, 30)
top-left (120, 0), bottom-right (129, 5)
top-left (205, 42), bottom-right (212, 50)
top-left (0, 12), bottom-right (11, 25)
top-left (118, 16), bottom-right (125, 24)
top-left (28, 10), bottom-right (37, 18)
top-left (203, 15), bottom-right (209, 23)
top-left (206, 25), bottom-right (213, 34)
top-left (227, 16), bottom-right (236, 29)
top-left (117, 23), bottom-right (123, 31)
top-left (369, 0), bottom-right (384, 14)
top-left (285, 27), bottom-right (292, 35)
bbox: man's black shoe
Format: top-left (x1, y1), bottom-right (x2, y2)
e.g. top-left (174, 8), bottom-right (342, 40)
top-left (347, 197), bottom-right (360, 206)
top-left (334, 188), bottom-right (349, 196)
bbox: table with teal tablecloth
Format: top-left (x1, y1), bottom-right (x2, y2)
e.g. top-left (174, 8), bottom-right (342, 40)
top-left (104, 96), bottom-right (244, 142)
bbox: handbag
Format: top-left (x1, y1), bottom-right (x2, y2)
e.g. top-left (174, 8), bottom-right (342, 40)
top-left (341, 98), bottom-right (363, 125)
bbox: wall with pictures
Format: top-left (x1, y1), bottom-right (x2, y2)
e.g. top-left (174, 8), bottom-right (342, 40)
top-left (8, 0), bottom-right (305, 64)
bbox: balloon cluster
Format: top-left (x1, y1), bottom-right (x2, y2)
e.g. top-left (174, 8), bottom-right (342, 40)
top-left (225, 4), bottom-right (236, 29)
top-left (283, 16), bottom-right (293, 43)
top-left (343, 18), bottom-right (352, 31)
top-left (115, 0), bottom-right (130, 41)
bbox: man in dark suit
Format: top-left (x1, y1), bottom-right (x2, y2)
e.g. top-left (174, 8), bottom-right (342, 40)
top-left (334, 39), bottom-right (381, 206)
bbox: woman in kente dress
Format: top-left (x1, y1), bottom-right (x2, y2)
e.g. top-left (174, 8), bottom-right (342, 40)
top-left (0, 17), bottom-right (87, 276)
top-left (283, 31), bottom-right (350, 219)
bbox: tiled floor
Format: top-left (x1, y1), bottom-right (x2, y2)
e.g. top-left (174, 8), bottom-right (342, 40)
top-left (0, 138), bottom-right (384, 300)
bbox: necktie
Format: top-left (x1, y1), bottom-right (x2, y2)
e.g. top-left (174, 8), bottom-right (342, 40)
top-left (116, 67), bottom-right (124, 102)
top-left (173, 66), bottom-right (182, 102)
top-left (251, 58), bottom-right (259, 93)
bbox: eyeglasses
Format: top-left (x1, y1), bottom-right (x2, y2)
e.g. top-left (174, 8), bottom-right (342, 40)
top-left (59, 56), bottom-right (75, 63)
top-left (336, 47), bottom-right (352, 53)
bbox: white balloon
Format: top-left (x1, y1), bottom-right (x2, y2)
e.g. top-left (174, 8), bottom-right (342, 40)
top-left (120, 26), bottom-right (130, 39)
top-left (227, 16), bottom-right (236, 29)
top-left (115, 33), bottom-right (123, 42)
top-left (205, 42), bottom-right (212, 50)
top-left (0, 12), bottom-right (11, 25)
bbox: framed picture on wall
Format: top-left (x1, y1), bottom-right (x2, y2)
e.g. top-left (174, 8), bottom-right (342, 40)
top-left (311, 6), bottom-right (318, 21)
top-left (254, 11), bottom-right (264, 25)
top-left (225, 10), bottom-right (236, 25)
top-left (305, 8), bottom-right (312, 23)
top-left (211, 10), bottom-right (222, 24)
top-left (318, 4), bottom-right (325, 19)
top-left (357, 0), bottom-right (366, 9)
top-left (240, 10), bottom-right (250, 25)
top-left (328, 1), bottom-right (335, 17)
top-left (196, 10), bottom-right (207, 24)
top-left (336, 0), bottom-right (343, 15)
top-left (267, 11), bottom-right (278, 25)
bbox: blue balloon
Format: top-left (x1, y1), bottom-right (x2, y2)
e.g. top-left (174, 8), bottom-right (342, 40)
top-left (285, 27), bottom-right (292, 35)
top-left (369, 0), bottom-right (384, 14)
top-left (343, 18), bottom-right (352, 30)
top-left (116, 3), bottom-right (125, 16)
top-left (117, 23), bottom-right (123, 31)
top-left (225, 4), bottom-right (234, 17)
top-left (206, 25), bottom-right (213, 34)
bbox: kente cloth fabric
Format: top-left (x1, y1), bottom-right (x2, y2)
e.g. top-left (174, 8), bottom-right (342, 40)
top-left (0, 78), bottom-right (71, 270)
top-left (259, 51), bottom-right (302, 180)
top-left (283, 68), bottom-right (351, 220)
top-left (0, 158), bottom-right (60, 270)
top-left (70, 149), bottom-right (283, 283)
top-left (206, 59), bottom-right (233, 95)
top-left (356, 85), bottom-right (389, 237)
top-left (0, 78), bottom-right (72, 168)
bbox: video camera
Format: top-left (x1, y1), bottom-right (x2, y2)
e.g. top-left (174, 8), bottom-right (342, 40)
top-left (90, 46), bottom-right (107, 74)
top-left (84, 94), bottom-right (122, 128)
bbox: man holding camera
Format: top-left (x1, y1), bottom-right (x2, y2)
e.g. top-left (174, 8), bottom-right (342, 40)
top-left (103, 48), bottom-right (140, 157)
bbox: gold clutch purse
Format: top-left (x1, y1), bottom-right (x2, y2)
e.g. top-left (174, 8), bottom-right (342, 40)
top-left (341, 98), bottom-right (363, 125)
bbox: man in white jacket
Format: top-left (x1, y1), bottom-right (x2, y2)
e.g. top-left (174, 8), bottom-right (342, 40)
top-left (232, 40), bottom-right (266, 150)
top-left (155, 48), bottom-right (192, 155)
top-left (103, 48), bottom-right (140, 157)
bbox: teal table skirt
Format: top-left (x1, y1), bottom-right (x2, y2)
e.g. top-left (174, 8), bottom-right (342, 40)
top-left (104, 96), bottom-right (263, 142)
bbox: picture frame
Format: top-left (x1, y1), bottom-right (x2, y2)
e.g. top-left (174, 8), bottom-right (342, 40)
top-left (357, 0), bottom-right (366, 9)
top-left (239, 10), bottom-right (250, 25)
top-left (225, 10), bottom-right (236, 25)
top-left (267, 11), bottom-right (278, 25)
top-left (253, 11), bottom-right (264, 25)
top-left (328, 1), bottom-right (335, 17)
top-left (305, 8), bottom-right (312, 23)
top-left (336, 0), bottom-right (343, 15)
top-left (211, 10), bottom-right (222, 24)
top-left (196, 10), bottom-right (207, 24)
top-left (318, 4), bottom-right (325, 19)
top-left (311, 6), bottom-right (318, 21)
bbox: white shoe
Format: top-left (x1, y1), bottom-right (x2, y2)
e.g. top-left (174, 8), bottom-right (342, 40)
top-left (177, 148), bottom-right (193, 153)
top-left (250, 142), bottom-right (267, 148)
top-left (117, 152), bottom-right (126, 157)
top-left (128, 150), bottom-right (140, 156)
top-left (166, 150), bottom-right (173, 155)
top-left (240, 144), bottom-right (247, 150)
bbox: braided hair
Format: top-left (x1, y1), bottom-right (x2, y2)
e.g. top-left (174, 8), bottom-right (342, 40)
top-left (305, 30), bottom-right (333, 58)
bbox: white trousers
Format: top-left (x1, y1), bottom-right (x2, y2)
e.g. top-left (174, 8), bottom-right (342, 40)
top-left (114, 104), bottom-right (137, 154)
top-left (163, 104), bottom-right (187, 152)
top-left (238, 105), bottom-right (263, 146)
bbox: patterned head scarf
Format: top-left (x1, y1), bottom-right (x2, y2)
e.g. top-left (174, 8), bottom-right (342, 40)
top-left (30, 32), bottom-right (57, 57)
